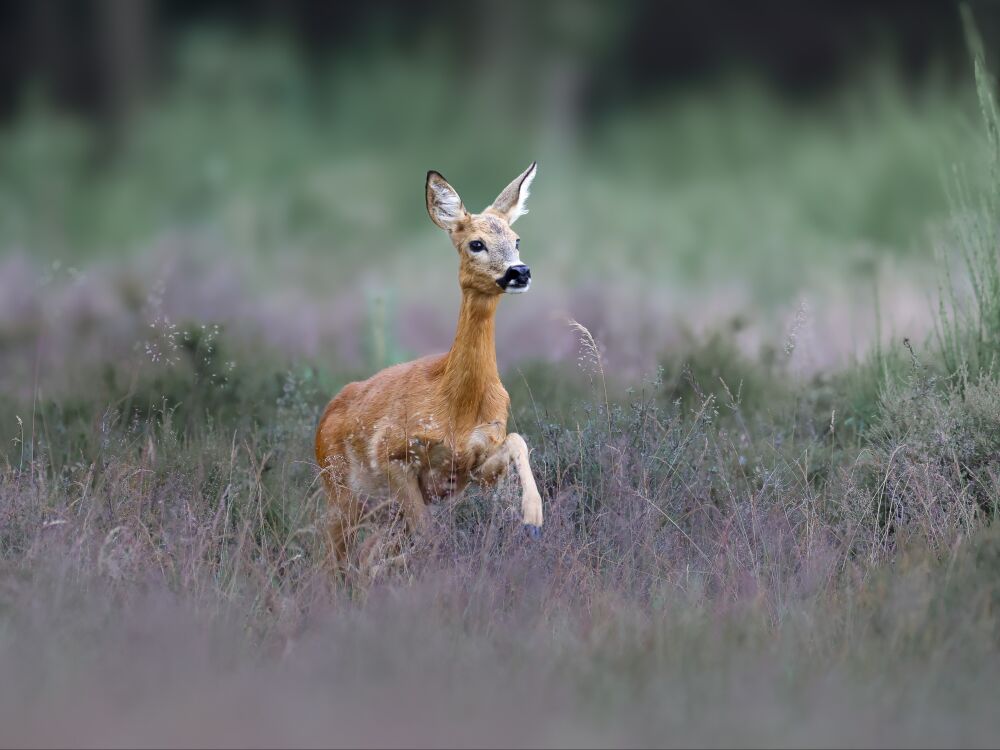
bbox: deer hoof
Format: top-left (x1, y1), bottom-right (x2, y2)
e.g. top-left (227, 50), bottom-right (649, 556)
top-left (524, 524), bottom-right (542, 541)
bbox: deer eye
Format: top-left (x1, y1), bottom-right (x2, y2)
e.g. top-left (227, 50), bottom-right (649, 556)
top-left (515, 239), bottom-right (520, 250)
top-left (469, 240), bottom-right (485, 252)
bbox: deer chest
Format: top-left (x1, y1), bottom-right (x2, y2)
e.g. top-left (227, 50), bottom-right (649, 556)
top-left (413, 420), bottom-right (506, 502)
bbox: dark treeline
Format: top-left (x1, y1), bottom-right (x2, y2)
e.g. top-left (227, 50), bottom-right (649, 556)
top-left (1, 0), bottom-right (997, 126)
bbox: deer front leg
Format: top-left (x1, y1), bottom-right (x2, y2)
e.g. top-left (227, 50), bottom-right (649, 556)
top-left (477, 433), bottom-right (543, 537)
top-left (387, 462), bottom-right (430, 535)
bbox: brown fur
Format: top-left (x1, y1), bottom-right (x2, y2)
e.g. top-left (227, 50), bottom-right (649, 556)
top-left (316, 164), bottom-right (542, 568)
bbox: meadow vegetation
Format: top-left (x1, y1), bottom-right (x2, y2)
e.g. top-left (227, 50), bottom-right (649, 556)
top-left (1, 18), bottom-right (1000, 748)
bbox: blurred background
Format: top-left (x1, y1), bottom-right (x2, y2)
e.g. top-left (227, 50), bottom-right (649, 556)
top-left (1, 0), bottom-right (998, 393)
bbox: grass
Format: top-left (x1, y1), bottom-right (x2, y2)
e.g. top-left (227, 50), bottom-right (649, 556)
top-left (936, 7), bottom-right (1000, 381)
top-left (2, 337), bottom-right (999, 746)
top-left (1, 16), bottom-right (1000, 748)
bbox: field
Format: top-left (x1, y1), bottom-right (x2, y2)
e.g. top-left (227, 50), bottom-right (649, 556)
top-left (2, 18), bottom-right (1000, 748)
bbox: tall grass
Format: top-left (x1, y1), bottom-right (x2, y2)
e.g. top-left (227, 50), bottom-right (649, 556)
top-left (936, 6), bottom-right (1000, 380)
top-left (2, 316), bottom-right (999, 744)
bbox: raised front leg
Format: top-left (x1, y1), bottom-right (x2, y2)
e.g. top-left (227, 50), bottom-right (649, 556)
top-left (477, 433), bottom-right (543, 535)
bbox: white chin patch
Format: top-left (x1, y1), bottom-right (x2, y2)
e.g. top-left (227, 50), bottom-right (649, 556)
top-left (504, 281), bottom-right (530, 294)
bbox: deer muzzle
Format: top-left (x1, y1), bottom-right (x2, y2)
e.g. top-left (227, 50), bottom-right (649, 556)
top-left (497, 264), bottom-right (531, 293)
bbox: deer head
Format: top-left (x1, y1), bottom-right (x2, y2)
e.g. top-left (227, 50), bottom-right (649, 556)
top-left (425, 162), bottom-right (537, 296)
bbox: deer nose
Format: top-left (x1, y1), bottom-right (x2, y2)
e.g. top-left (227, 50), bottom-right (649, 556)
top-left (498, 264), bottom-right (531, 291)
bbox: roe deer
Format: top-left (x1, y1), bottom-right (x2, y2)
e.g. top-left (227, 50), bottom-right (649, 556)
top-left (316, 163), bottom-right (543, 567)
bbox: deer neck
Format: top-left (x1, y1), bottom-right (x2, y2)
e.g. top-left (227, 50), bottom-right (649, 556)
top-left (442, 290), bottom-right (501, 429)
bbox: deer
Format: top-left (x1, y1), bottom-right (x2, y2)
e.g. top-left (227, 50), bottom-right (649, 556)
top-left (315, 163), bottom-right (543, 568)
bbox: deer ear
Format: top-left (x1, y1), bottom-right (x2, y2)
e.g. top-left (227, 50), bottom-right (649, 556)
top-left (490, 161), bottom-right (537, 224)
top-left (426, 171), bottom-right (468, 231)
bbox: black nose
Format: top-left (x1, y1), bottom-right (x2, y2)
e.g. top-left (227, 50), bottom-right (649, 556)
top-left (499, 264), bottom-right (531, 289)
